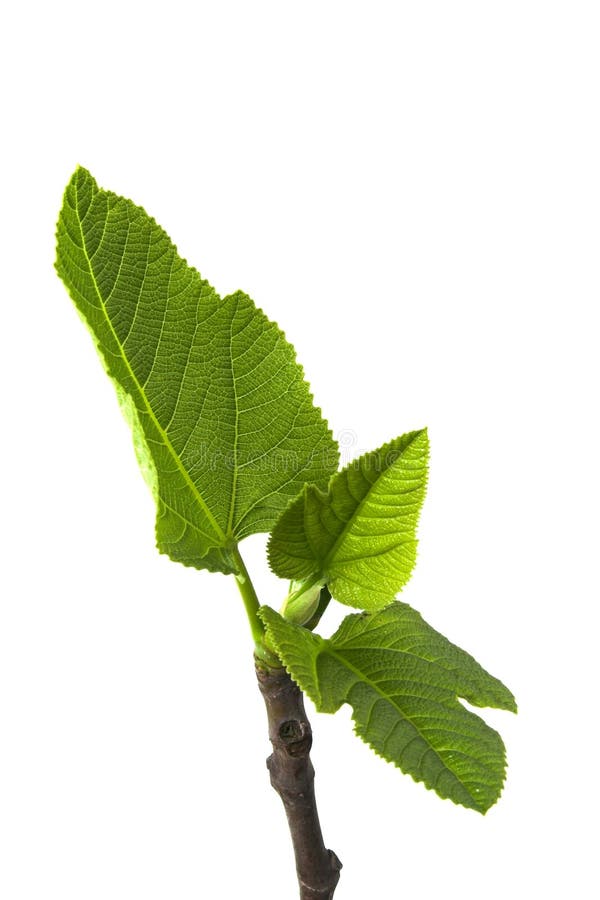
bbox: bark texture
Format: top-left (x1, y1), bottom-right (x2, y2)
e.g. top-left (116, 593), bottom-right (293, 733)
top-left (256, 665), bottom-right (342, 900)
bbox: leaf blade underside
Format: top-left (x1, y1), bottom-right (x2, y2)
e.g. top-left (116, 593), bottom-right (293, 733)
top-left (268, 430), bottom-right (429, 608)
top-left (260, 602), bottom-right (516, 813)
top-left (55, 167), bottom-right (338, 572)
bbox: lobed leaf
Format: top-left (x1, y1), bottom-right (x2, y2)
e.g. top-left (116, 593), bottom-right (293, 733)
top-left (55, 167), bottom-right (338, 573)
top-left (260, 602), bottom-right (516, 813)
top-left (268, 430), bottom-right (428, 609)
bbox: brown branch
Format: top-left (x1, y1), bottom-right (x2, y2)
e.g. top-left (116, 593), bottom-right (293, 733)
top-left (256, 664), bottom-right (342, 900)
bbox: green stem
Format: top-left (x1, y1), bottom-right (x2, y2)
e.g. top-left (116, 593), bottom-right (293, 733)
top-left (232, 547), bottom-right (280, 667)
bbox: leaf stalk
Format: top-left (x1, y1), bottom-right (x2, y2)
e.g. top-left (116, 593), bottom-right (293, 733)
top-left (232, 547), bottom-right (280, 667)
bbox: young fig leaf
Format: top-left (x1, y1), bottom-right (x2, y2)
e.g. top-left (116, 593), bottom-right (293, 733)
top-left (268, 430), bottom-right (428, 609)
top-left (55, 167), bottom-right (339, 573)
top-left (260, 602), bottom-right (516, 813)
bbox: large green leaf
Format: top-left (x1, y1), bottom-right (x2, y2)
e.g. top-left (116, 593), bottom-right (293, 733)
top-left (260, 602), bottom-right (516, 813)
top-left (268, 430), bottom-right (428, 609)
top-left (55, 167), bottom-right (338, 573)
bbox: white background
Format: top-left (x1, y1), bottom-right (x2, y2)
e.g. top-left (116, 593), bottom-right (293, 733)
top-left (1, 2), bottom-right (598, 898)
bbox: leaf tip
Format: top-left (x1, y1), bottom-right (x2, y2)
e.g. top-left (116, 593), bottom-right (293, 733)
top-left (68, 163), bottom-right (95, 189)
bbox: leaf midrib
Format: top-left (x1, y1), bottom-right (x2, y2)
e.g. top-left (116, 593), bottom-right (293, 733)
top-left (320, 641), bottom-right (483, 807)
top-left (226, 297), bottom-right (241, 535)
top-left (74, 186), bottom-right (228, 549)
top-left (315, 436), bottom-right (423, 577)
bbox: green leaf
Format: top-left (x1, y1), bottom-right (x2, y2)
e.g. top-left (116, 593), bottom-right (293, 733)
top-left (260, 602), bottom-right (516, 813)
top-left (55, 167), bottom-right (338, 573)
top-left (268, 430), bottom-right (428, 609)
